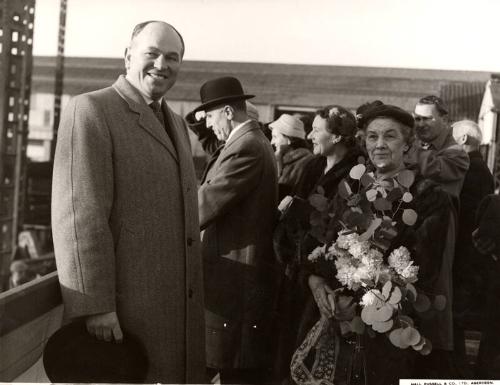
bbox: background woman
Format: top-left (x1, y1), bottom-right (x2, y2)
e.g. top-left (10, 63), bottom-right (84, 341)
top-left (273, 105), bottom-right (362, 383)
top-left (269, 114), bottom-right (313, 201)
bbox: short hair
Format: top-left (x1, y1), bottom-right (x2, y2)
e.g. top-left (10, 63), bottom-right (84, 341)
top-left (131, 21), bottom-right (185, 58)
top-left (452, 119), bottom-right (482, 147)
top-left (227, 100), bottom-right (247, 113)
top-left (417, 95), bottom-right (449, 116)
top-left (315, 105), bottom-right (357, 147)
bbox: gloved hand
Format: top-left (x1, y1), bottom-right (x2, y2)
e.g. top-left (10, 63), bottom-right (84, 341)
top-left (185, 110), bottom-right (208, 137)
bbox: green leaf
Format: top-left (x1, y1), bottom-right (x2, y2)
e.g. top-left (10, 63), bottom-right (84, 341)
top-left (382, 281), bottom-right (393, 300)
top-left (386, 188), bottom-right (403, 202)
top-left (402, 209), bottom-right (418, 226)
top-left (401, 327), bottom-right (421, 346)
top-left (397, 170), bottom-right (415, 188)
top-left (361, 305), bottom-right (377, 325)
top-left (413, 293), bottom-right (431, 312)
top-left (412, 336), bottom-right (426, 351)
top-left (350, 316), bottom-right (366, 335)
top-left (374, 304), bottom-right (393, 322)
top-left (359, 217), bottom-right (382, 241)
top-left (406, 283), bottom-right (417, 302)
top-left (433, 295), bottom-right (447, 311)
top-left (350, 164), bottom-right (366, 180)
top-left (372, 319), bottom-right (393, 333)
top-left (402, 192), bottom-right (413, 203)
top-left (309, 194), bottom-right (328, 211)
top-left (309, 210), bottom-right (324, 226)
top-left (374, 198), bottom-right (392, 211)
top-left (338, 180), bottom-right (353, 199)
top-left (389, 286), bottom-right (402, 304)
top-left (419, 338), bottom-right (432, 355)
top-left (360, 172), bottom-right (375, 187)
top-left (366, 189), bottom-right (378, 202)
top-left (399, 315), bottom-right (414, 328)
top-left (389, 328), bottom-right (405, 349)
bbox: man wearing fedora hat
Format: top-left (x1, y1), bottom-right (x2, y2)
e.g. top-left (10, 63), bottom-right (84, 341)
top-left (195, 76), bottom-right (280, 383)
top-left (51, 21), bottom-right (205, 383)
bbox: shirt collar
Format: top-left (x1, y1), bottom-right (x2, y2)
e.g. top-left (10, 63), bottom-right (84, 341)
top-left (227, 119), bottom-right (252, 142)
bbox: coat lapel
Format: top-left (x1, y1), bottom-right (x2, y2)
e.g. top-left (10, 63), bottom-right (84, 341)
top-left (112, 75), bottom-right (178, 162)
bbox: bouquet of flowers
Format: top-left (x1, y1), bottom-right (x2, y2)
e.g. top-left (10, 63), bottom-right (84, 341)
top-left (306, 159), bottom-right (446, 355)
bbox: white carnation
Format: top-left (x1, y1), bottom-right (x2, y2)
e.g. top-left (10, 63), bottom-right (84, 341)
top-left (308, 245), bottom-right (326, 262)
top-left (361, 289), bottom-right (384, 307)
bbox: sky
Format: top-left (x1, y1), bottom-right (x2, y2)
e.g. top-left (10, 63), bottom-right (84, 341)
top-left (33, 0), bottom-right (500, 72)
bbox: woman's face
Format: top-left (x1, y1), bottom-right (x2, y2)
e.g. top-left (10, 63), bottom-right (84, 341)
top-left (308, 115), bottom-right (337, 156)
top-left (365, 118), bottom-right (408, 174)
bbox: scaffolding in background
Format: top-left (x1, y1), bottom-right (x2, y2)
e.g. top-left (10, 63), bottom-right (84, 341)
top-left (0, 0), bottom-right (36, 291)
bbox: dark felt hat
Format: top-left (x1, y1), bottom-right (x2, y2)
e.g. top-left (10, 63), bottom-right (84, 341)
top-left (357, 103), bottom-right (414, 129)
top-left (43, 320), bottom-right (148, 383)
top-left (193, 76), bottom-right (254, 113)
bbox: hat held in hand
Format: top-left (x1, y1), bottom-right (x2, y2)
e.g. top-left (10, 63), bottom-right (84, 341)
top-left (43, 319), bottom-right (148, 383)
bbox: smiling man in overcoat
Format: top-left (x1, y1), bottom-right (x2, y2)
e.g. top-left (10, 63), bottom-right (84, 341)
top-left (195, 77), bottom-right (280, 384)
top-left (51, 21), bottom-right (205, 383)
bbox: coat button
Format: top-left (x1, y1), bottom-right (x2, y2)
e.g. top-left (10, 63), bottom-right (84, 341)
top-left (188, 288), bottom-right (193, 298)
top-left (187, 237), bottom-right (193, 246)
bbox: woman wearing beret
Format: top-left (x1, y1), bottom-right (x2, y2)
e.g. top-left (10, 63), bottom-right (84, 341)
top-left (292, 103), bottom-right (455, 385)
top-left (269, 114), bottom-right (314, 201)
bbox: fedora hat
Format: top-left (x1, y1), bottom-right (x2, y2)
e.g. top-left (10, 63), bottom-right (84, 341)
top-left (193, 76), bottom-right (254, 113)
top-left (43, 320), bottom-right (148, 383)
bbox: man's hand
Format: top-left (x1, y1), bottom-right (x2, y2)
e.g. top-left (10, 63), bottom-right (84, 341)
top-left (309, 275), bottom-right (335, 317)
top-left (86, 311), bottom-right (123, 343)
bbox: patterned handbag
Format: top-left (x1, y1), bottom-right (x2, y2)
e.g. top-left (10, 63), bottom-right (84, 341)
top-left (290, 316), bottom-right (340, 385)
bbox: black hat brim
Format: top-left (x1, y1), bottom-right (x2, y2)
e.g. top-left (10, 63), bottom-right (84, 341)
top-left (193, 94), bottom-right (255, 113)
top-left (43, 320), bottom-right (148, 383)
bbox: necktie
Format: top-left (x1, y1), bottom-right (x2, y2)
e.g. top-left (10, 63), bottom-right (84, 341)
top-left (149, 101), bottom-right (174, 144)
top-left (150, 101), bottom-right (166, 128)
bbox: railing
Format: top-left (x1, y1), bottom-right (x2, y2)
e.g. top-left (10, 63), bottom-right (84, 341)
top-left (0, 271), bottom-right (62, 381)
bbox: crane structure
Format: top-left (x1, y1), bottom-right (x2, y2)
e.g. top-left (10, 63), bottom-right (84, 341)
top-left (0, 0), bottom-right (36, 290)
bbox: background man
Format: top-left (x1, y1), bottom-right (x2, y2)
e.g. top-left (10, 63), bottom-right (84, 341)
top-left (195, 76), bottom-right (279, 384)
top-left (51, 21), bottom-right (205, 383)
top-left (407, 96), bottom-right (469, 378)
top-left (451, 120), bottom-right (494, 376)
top-left (407, 95), bottom-right (469, 198)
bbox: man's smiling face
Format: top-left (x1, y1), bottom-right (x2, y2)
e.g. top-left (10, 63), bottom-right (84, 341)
top-left (125, 22), bottom-right (183, 100)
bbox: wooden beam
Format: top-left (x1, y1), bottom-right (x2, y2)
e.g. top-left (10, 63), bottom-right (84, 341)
top-left (0, 271), bottom-right (61, 337)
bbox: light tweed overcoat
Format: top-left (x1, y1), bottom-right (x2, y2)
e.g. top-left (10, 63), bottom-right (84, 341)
top-left (51, 75), bottom-right (205, 383)
top-left (198, 121), bottom-right (280, 369)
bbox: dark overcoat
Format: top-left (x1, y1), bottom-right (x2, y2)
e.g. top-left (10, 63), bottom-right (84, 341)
top-left (198, 120), bottom-right (279, 369)
top-left (51, 75), bottom-right (206, 383)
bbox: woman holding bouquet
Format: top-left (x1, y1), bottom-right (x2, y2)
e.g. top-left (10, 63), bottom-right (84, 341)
top-left (273, 105), bottom-right (364, 383)
top-left (291, 103), bottom-right (454, 385)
